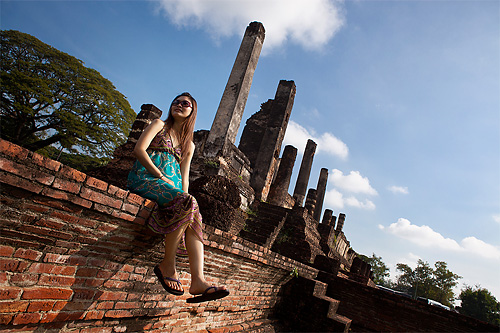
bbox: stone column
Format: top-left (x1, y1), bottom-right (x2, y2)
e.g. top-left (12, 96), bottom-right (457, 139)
top-left (128, 104), bottom-right (163, 143)
top-left (321, 209), bottom-right (333, 226)
top-left (292, 139), bottom-right (317, 206)
top-left (204, 22), bottom-right (265, 157)
top-left (305, 189), bottom-right (317, 216)
top-left (336, 213), bottom-right (346, 233)
top-left (313, 168), bottom-right (328, 222)
top-left (268, 145), bottom-right (298, 206)
top-left (250, 80), bottom-right (296, 201)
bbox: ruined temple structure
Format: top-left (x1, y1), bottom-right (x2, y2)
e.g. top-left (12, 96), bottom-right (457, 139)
top-left (1, 21), bottom-right (497, 332)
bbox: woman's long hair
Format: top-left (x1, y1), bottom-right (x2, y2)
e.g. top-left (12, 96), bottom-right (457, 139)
top-left (164, 92), bottom-right (197, 162)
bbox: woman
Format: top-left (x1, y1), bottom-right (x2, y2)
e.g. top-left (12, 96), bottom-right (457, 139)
top-left (128, 92), bottom-right (229, 303)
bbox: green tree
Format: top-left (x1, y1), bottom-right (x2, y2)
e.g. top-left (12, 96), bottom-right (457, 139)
top-left (1, 30), bottom-right (135, 164)
top-left (395, 259), bottom-right (461, 307)
top-left (359, 253), bottom-right (390, 286)
top-left (458, 285), bottom-right (500, 325)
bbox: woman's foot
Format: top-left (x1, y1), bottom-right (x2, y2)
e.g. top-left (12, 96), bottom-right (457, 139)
top-left (154, 265), bottom-right (183, 295)
top-left (189, 279), bottom-right (227, 295)
top-left (187, 281), bottom-right (229, 303)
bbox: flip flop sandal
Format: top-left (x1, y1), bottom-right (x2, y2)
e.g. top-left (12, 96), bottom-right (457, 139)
top-left (186, 286), bottom-right (230, 303)
top-left (154, 265), bottom-right (184, 296)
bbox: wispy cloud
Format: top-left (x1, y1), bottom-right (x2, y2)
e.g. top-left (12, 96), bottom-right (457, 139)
top-left (379, 218), bottom-right (500, 260)
top-left (283, 121), bottom-right (348, 160)
top-left (493, 214), bottom-right (500, 224)
top-left (155, 0), bottom-right (345, 53)
top-left (388, 185), bottom-right (409, 195)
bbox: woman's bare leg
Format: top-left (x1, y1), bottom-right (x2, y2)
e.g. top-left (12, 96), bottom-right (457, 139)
top-left (184, 226), bottom-right (226, 295)
top-left (157, 225), bottom-right (186, 293)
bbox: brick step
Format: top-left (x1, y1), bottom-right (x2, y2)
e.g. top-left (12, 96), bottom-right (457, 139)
top-left (276, 277), bottom-right (351, 332)
top-left (239, 229), bottom-right (268, 246)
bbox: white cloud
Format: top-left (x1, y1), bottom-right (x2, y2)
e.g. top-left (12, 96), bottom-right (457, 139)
top-left (330, 169), bottom-right (378, 195)
top-left (380, 218), bottom-right (500, 260)
top-left (493, 214), bottom-right (500, 224)
top-left (388, 185), bottom-right (409, 195)
top-left (155, 0), bottom-right (345, 52)
top-left (325, 189), bottom-right (376, 211)
top-left (283, 121), bottom-right (348, 160)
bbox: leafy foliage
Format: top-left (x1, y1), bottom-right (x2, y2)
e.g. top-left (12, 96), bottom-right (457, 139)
top-left (394, 259), bottom-right (461, 307)
top-left (458, 285), bottom-right (500, 325)
top-left (359, 253), bottom-right (390, 286)
top-left (0, 30), bottom-right (135, 161)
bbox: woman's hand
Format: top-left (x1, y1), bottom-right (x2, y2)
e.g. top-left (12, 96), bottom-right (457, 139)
top-left (159, 175), bottom-right (175, 187)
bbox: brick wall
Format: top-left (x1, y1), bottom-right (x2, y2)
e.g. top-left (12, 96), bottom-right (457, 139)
top-left (0, 139), bottom-right (317, 332)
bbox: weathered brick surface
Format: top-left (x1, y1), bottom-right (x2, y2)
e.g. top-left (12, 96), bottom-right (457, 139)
top-left (1, 138), bottom-right (497, 333)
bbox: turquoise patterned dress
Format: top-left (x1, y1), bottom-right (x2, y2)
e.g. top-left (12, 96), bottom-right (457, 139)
top-left (127, 126), bottom-right (203, 256)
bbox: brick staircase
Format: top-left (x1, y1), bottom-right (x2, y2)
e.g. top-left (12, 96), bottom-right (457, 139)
top-left (239, 202), bottom-right (289, 249)
top-left (275, 276), bottom-right (351, 332)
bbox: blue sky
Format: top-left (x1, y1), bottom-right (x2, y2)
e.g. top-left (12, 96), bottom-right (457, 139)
top-left (2, 0), bottom-right (499, 302)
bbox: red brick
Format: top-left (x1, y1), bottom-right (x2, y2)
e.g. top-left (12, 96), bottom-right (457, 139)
top-left (75, 267), bottom-right (99, 278)
top-left (41, 187), bottom-right (70, 201)
top-left (114, 301), bottom-right (141, 310)
top-left (0, 172), bottom-right (43, 194)
top-left (58, 165), bottom-right (86, 182)
top-left (126, 192), bottom-right (144, 205)
top-left (21, 287), bottom-right (73, 300)
top-left (104, 310), bottom-right (132, 318)
top-left (14, 248), bottom-right (43, 261)
top-left (0, 314), bottom-right (13, 325)
top-left (35, 217), bottom-right (66, 230)
top-left (0, 159), bottom-right (55, 186)
top-left (71, 196), bottom-right (93, 209)
top-left (26, 300), bottom-right (56, 312)
top-left (28, 263), bottom-right (76, 276)
top-left (12, 312), bottom-right (41, 325)
top-left (108, 185), bottom-right (128, 199)
top-left (31, 152), bottom-right (61, 171)
top-left (86, 176), bottom-right (108, 191)
top-left (80, 187), bottom-right (121, 208)
top-left (0, 300), bottom-right (29, 313)
top-left (51, 177), bottom-right (82, 194)
top-left (39, 275), bottom-right (76, 287)
top-left (103, 280), bottom-right (134, 289)
top-left (20, 225), bottom-right (73, 241)
top-left (10, 273), bottom-right (39, 287)
top-left (97, 291), bottom-right (127, 301)
top-left (85, 310), bottom-right (105, 320)
top-left (121, 202), bottom-right (139, 215)
top-left (0, 245), bottom-right (15, 257)
top-left (72, 288), bottom-right (96, 300)
top-left (0, 272), bottom-right (7, 285)
top-left (111, 210), bottom-right (136, 222)
top-left (0, 139), bottom-right (29, 160)
top-left (0, 258), bottom-right (29, 273)
top-left (96, 301), bottom-right (115, 310)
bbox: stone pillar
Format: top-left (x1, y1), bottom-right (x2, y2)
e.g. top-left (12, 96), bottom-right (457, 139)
top-left (128, 104), bottom-right (163, 143)
top-left (292, 139), bottom-right (317, 206)
top-left (321, 209), bottom-right (333, 226)
top-left (331, 215), bottom-right (337, 230)
top-left (249, 80), bottom-right (296, 201)
top-left (305, 189), bottom-right (317, 216)
top-left (336, 213), bottom-right (346, 233)
top-left (313, 168), bottom-right (328, 222)
top-left (268, 145), bottom-right (298, 206)
top-left (204, 22), bottom-right (265, 157)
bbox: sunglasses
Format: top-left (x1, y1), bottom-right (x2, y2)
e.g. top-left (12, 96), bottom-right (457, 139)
top-left (172, 100), bottom-right (192, 108)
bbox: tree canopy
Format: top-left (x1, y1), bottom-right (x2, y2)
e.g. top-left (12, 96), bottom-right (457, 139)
top-left (458, 285), bottom-right (500, 325)
top-left (359, 253), bottom-right (390, 286)
top-left (0, 30), bottom-right (135, 161)
top-left (394, 259), bottom-right (461, 307)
